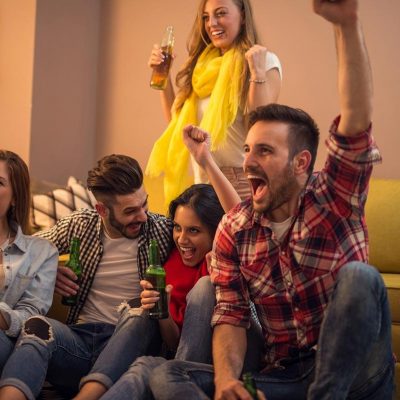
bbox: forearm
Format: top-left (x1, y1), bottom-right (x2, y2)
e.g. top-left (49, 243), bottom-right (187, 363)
top-left (247, 68), bottom-right (281, 112)
top-left (335, 19), bottom-right (373, 136)
top-left (158, 315), bottom-right (180, 351)
top-left (202, 154), bottom-right (241, 212)
top-left (160, 79), bottom-right (176, 122)
top-left (213, 324), bottom-right (247, 386)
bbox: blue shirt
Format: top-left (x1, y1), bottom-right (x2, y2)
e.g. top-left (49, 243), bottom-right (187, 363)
top-left (0, 225), bottom-right (58, 337)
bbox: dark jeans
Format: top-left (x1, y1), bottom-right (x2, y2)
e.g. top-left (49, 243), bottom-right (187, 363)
top-left (150, 263), bottom-right (395, 400)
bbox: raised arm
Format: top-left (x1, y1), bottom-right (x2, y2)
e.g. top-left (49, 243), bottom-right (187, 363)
top-left (314, 0), bottom-right (373, 136)
top-left (246, 45), bottom-right (282, 112)
top-left (183, 125), bottom-right (241, 212)
top-left (148, 44), bottom-right (176, 122)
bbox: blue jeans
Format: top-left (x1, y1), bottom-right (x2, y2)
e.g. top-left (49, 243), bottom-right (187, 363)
top-left (98, 276), bottom-right (218, 400)
top-left (79, 305), bottom-right (161, 390)
top-left (175, 276), bottom-right (216, 364)
top-left (0, 303), bottom-right (161, 400)
top-left (99, 276), bottom-right (263, 400)
top-left (0, 332), bottom-right (16, 373)
top-left (150, 262), bottom-right (395, 400)
top-left (100, 356), bottom-right (166, 400)
top-left (0, 318), bottom-right (115, 400)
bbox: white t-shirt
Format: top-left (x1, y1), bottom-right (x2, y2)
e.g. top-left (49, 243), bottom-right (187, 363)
top-left (78, 233), bottom-right (141, 325)
top-left (193, 51), bottom-right (282, 183)
top-left (269, 216), bottom-right (294, 243)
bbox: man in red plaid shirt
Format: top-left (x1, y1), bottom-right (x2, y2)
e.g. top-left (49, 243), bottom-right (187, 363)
top-left (150, 1), bottom-right (394, 399)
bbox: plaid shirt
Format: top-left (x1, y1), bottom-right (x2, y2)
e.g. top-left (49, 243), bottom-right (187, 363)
top-left (36, 209), bottom-right (173, 324)
top-left (210, 118), bottom-right (382, 366)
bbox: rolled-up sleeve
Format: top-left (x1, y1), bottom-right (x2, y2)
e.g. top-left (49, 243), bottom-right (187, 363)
top-left (211, 216), bottom-right (251, 329)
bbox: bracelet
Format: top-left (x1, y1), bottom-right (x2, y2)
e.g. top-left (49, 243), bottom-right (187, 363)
top-left (249, 78), bottom-right (266, 84)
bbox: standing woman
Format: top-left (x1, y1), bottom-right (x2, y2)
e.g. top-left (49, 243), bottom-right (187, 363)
top-left (146, 0), bottom-right (282, 205)
top-left (0, 150), bottom-right (57, 370)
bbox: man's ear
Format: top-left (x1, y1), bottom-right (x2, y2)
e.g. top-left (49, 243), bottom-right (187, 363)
top-left (95, 203), bottom-right (108, 218)
top-left (293, 150), bottom-right (312, 175)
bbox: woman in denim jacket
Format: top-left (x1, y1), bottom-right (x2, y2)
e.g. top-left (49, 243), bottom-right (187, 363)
top-left (0, 150), bottom-right (58, 370)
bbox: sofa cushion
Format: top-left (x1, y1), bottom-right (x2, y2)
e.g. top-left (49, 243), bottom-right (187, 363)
top-left (382, 273), bottom-right (400, 324)
top-left (31, 176), bottom-right (96, 230)
top-left (365, 179), bottom-right (400, 274)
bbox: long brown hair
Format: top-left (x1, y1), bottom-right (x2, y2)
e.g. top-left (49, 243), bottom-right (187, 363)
top-left (0, 150), bottom-right (31, 234)
top-left (174, 0), bottom-right (259, 113)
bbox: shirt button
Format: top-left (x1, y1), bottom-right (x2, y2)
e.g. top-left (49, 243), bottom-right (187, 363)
top-left (294, 307), bottom-right (299, 312)
top-left (282, 251), bottom-right (286, 256)
top-left (5, 285), bottom-right (8, 289)
top-left (6, 266), bottom-right (10, 269)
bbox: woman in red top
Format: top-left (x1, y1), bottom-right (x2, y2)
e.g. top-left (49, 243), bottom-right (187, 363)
top-left (141, 183), bottom-right (224, 352)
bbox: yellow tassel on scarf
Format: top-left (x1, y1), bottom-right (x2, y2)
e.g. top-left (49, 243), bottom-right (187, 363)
top-left (146, 45), bottom-right (244, 206)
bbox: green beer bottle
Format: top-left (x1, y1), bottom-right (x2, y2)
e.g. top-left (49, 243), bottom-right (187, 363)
top-left (145, 239), bottom-right (169, 319)
top-left (61, 237), bottom-right (82, 306)
top-left (242, 372), bottom-right (259, 400)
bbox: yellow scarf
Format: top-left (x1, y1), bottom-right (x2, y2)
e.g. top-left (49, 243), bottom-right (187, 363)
top-left (145, 45), bottom-right (244, 205)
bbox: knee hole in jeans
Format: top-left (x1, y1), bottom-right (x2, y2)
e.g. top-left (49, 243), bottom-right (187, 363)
top-left (23, 316), bottom-right (52, 341)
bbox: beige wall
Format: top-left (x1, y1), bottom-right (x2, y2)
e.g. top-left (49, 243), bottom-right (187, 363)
top-left (29, 0), bottom-right (99, 184)
top-left (1, 0), bottom-right (399, 187)
top-left (0, 0), bottom-right (36, 163)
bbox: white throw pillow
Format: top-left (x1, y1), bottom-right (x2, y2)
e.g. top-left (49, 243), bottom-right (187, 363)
top-left (31, 176), bottom-right (96, 230)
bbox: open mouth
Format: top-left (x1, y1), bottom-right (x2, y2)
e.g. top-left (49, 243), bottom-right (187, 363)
top-left (248, 175), bottom-right (268, 201)
top-left (179, 246), bottom-right (196, 260)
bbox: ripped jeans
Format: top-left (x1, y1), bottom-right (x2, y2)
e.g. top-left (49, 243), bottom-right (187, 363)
top-left (0, 303), bottom-right (161, 400)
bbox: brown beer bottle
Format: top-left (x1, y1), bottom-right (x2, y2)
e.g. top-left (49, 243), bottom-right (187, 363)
top-left (150, 26), bottom-right (174, 90)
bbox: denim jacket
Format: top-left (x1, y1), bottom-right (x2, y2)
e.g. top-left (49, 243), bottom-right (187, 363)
top-left (0, 225), bottom-right (58, 337)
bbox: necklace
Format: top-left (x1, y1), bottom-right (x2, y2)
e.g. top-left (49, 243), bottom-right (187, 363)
top-left (0, 230), bottom-right (11, 253)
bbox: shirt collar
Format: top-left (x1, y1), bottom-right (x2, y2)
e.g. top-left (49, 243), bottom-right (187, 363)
top-left (9, 223), bottom-right (28, 253)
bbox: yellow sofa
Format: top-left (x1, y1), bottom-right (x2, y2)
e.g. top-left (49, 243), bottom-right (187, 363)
top-left (365, 178), bottom-right (400, 397)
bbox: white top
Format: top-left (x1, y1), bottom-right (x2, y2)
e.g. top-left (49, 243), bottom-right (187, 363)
top-left (78, 233), bottom-right (141, 325)
top-left (193, 51), bottom-right (283, 183)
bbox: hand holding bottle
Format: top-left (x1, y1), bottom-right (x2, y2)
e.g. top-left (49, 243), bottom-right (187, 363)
top-left (149, 26), bottom-right (175, 90)
top-left (215, 377), bottom-right (267, 400)
top-left (55, 266), bottom-right (79, 297)
top-left (61, 237), bottom-right (82, 306)
top-left (148, 44), bottom-right (172, 69)
top-left (143, 239), bottom-right (169, 319)
top-left (140, 279), bottom-right (172, 311)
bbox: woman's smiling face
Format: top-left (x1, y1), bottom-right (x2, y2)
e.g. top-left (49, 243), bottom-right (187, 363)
top-left (202, 0), bottom-right (243, 54)
top-left (173, 205), bottom-right (213, 267)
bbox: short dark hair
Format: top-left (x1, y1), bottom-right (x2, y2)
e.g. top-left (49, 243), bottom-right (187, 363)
top-left (87, 154), bottom-right (143, 203)
top-left (168, 184), bottom-right (224, 238)
top-left (249, 104), bottom-right (320, 174)
top-left (0, 150), bottom-right (31, 234)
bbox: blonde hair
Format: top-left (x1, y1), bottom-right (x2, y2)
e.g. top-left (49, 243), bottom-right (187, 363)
top-left (174, 0), bottom-right (259, 113)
